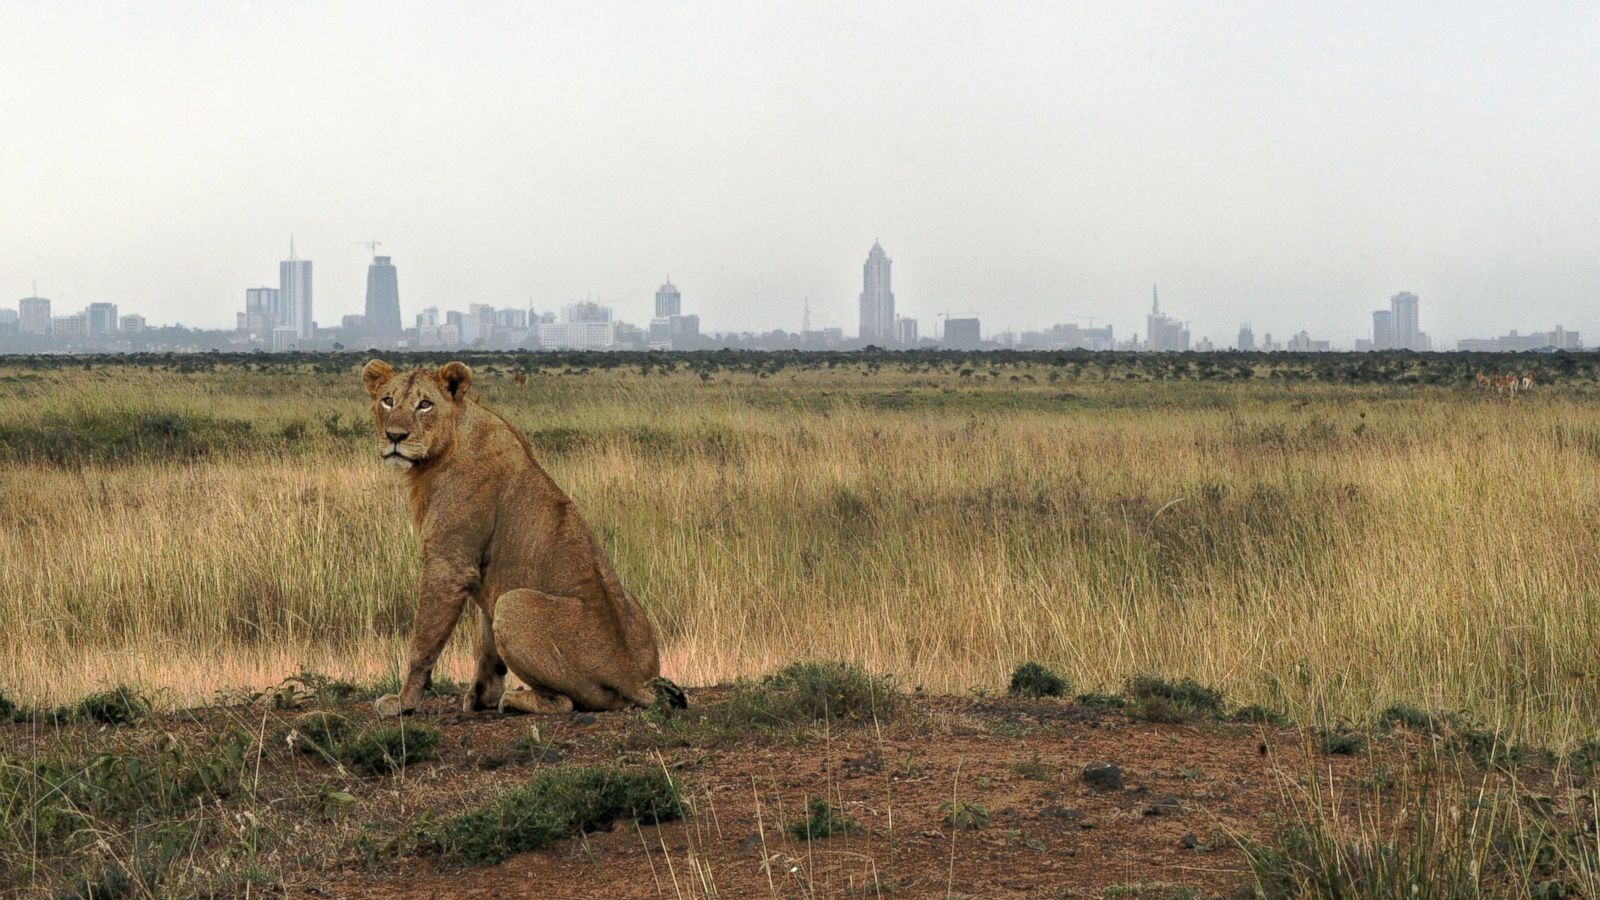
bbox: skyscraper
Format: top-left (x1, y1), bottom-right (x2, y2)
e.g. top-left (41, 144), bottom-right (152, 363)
top-left (279, 240), bottom-right (314, 338)
top-left (858, 240), bottom-right (895, 343)
top-left (362, 255), bottom-right (402, 340)
top-left (1237, 324), bottom-right (1255, 351)
top-left (241, 287), bottom-right (280, 339)
top-left (655, 279), bottom-right (681, 317)
top-left (18, 296), bottom-right (51, 334)
top-left (943, 317), bottom-right (981, 349)
top-left (1145, 285), bottom-right (1191, 351)
top-left (1391, 291), bottom-right (1421, 350)
top-left (1372, 310), bottom-right (1394, 350)
top-left (86, 302), bottom-right (118, 337)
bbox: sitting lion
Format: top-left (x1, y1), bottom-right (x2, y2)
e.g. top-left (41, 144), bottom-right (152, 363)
top-left (360, 359), bottom-right (681, 717)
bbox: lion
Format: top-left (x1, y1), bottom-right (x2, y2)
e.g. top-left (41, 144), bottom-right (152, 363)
top-left (360, 359), bottom-right (682, 717)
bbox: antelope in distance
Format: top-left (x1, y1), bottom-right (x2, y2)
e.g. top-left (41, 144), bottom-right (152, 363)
top-left (1474, 370), bottom-right (1536, 397)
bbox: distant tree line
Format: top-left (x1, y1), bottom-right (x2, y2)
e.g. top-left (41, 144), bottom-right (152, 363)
top-left (0, 349), bottom-right (1593, 385)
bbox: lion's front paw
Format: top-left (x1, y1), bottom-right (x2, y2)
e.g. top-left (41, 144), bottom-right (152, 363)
top-left (373, 694), bottom-right (412, 718)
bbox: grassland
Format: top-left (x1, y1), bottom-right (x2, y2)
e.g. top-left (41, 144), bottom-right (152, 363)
top-left (1, 350), bottom-right (1598, 751)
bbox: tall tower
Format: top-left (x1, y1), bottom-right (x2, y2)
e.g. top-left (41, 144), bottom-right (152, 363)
top-left (1390, 292), bottom-right (1420, 350)
top-left (655, 279), bottom-right (681, 317)
top-left (363, 255), bottom-right (403, 340)
top-left (279, 239), bottom-right (314, 338)
top-left (858, 240), bottom-right (895, 343)
top-left (1373, 310), bottom-right (1394, 350)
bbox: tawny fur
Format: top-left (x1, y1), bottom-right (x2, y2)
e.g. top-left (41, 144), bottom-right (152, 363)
top-left (361, 359), bottom-right (664, 717)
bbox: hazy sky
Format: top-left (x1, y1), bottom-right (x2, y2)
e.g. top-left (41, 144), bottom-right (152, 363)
top-left (3, 2), bottom-right (1597, 345)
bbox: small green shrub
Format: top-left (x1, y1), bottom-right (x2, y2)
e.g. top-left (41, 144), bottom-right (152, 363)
top-left (941, 799), bottom-right (989, 830)
top-left (279, 668), bottom-right (380, 703)
top-left (74, 685), bottom-right (150, 725)
top-left (715, 660), bottom-right (899, 728)
top-left (788, 797), bottom-right (860, 841)
top-left (340, 723), bottom-right (442, 775)
top-left (1126, 676), bottom-right (1224, 722)
top-left (439, 766), bottom-right (683, 865)
top-left (0, 688), bottom-right (21, 722)
top-left (1007, 662), bottom-right (1070, 699)
top-left (286, 712), bottom-right (351, 754)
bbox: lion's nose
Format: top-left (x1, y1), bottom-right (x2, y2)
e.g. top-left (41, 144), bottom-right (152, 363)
top-left (385, 428), bottom-right (411, 444)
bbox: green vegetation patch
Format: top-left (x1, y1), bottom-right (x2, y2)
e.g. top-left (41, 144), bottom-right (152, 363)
top-left (0, 409), bottom-right (256, 465)
top-left (73, 685), bottom-right (151, 725)
top-left (437, 766), bottom-right (683, 865)
top-left (715, 660), bottom-right (900, 728)
top-left (788, 797), bottom-right (861, 841)
top-left (1125, 675), bottom-right (1225, 723)
top-left (338, 723), bottom-right (442, 775)
top-left (1007, 661), bottom-right (1071, 699)
top-left (0, 729), bottom-right (250, 894)
top-left (285, 711), bottom-right (352, 755)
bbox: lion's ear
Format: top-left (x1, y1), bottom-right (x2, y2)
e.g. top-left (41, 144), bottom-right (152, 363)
top-left (438, 361), bottom-right (472, 402)
top-left (362, 359), bottom-right (394, 398)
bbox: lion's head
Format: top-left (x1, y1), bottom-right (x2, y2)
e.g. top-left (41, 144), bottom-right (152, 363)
top-left (360, 359), bottom-right (473, 469)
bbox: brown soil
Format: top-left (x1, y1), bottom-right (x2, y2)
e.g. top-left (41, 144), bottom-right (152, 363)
top-left (0, 689), bottom-right (1481, 899)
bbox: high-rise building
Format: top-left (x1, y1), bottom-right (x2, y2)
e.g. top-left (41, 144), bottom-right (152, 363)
top-left (1372, 310), bottom-right (1394, 350)
top-left (858, 240), bottom-right (895, 343)
top-left (655, 280), bottom-right (681, 318)
top-left (1238, 324), bottom-right (1255, 351)
top-left (119, 314), bottom-right (145, 334)
top-left (1391, 291), bottom-right (1422, 350)
top-left (271, 325), bottom-right (299, 352)
top-left (536, 302), bottom-right (616, 349)
top-left (19, 296), bottom-right (50, 334)
top-left (86, 302), bottom-right (118, 337)
top-left (896, 317), bottom-right (919, 345)
top-left (53, 314), bottom-right (86, 338)
top-left (279, 241), bottom-right (314, 338)
top-left (362, 255), bottom-right (402, 340)
top-left (1370, 292), bottom-right (1428, 351)
top-left (943, 317), bottom-right (981, 349)
top-left (563, 301), bottom-right (612, 323)
top-left (239, 287), bottom-right (280, 340)
top-left (1145, 285), bottom-right (1191, 351)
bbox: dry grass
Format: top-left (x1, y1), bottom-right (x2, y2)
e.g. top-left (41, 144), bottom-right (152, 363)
top-left (1, 357), bottom-right (1598, 746)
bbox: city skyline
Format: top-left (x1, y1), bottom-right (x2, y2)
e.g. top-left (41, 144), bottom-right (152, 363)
top-left (2, 4), bottom-right (1596, 345)
top-left (3, 232), bottom-right (1588, 352)
top-left (1, 235), bottom-right (1582, 354)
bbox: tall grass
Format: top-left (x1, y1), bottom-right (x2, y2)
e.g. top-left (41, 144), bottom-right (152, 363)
top-left (1, 359), bottom-right (1598, 746)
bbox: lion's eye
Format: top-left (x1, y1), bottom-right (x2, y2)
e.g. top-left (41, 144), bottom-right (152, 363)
top-left (417, 399), bottom-right (433, 412)
top-left (381, 397), bottom-right (394, 409)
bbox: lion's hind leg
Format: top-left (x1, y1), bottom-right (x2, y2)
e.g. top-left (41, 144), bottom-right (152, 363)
top-left (493, 588), bottom-right (623, 711)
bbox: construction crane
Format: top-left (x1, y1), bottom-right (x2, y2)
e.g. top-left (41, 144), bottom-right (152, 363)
top-left (351, 239), bottom-right (383, 258)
